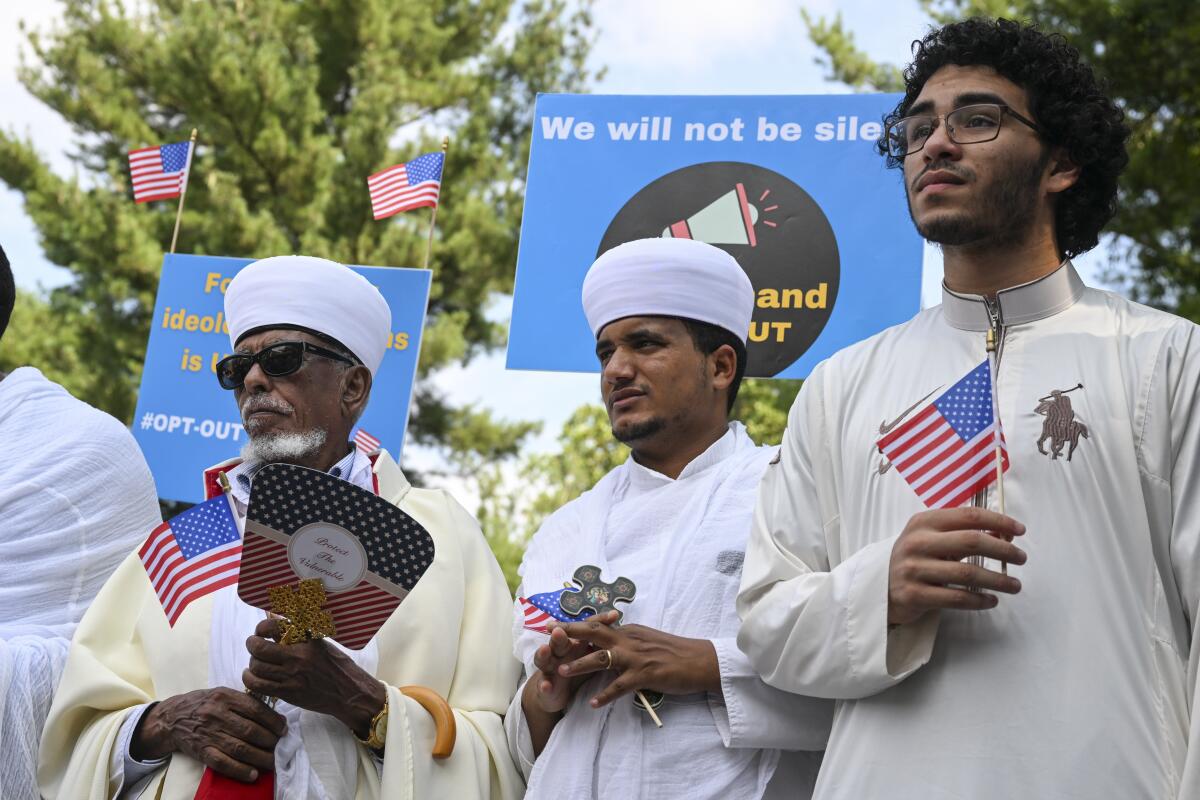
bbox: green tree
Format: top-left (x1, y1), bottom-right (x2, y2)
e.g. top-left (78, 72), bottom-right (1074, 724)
top-left (0, 0), bottom-right (595, 467)
top-left (2, 290), bottom-right (88, 387)
top-left (471, 403), bottom-right (626, 590)
top-left (801, 0), bottom-right (1200, 319)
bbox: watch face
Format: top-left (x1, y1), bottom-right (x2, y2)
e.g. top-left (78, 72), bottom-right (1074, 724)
top-left (376, 711), bottom-right (388, 744)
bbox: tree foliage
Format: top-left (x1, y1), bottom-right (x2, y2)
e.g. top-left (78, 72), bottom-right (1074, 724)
top-left (471, 403), bottom-right (625, 589)
top-left (0, 0), bottom-right (595, 466)
top-left (800, 0), bottom-right (1200, 320)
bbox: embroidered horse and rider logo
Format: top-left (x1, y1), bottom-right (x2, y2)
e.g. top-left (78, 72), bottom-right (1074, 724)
top-left (1034, 383), bottom-right (1088, 461)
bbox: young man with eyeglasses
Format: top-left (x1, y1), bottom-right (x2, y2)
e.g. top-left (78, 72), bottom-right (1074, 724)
top-left (40, 256), bottom-right (525, 800)
top-left (737, 18), bottom-right (1200, 798)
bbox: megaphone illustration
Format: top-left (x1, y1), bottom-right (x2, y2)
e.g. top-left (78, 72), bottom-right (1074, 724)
top-left (662, 182), bottom-right (759, 247)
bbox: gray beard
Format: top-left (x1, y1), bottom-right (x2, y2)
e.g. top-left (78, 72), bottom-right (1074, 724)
top-left (240, 428), bottom-right (328, 465)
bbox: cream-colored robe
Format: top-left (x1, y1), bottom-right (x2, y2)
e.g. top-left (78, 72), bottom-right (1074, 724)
top-left (39, 451), bottom-right (524, 800)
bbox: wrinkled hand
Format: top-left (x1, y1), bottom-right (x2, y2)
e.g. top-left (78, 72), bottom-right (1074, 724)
top-left (131, 687), bottom-right (286, 783)
top-left (552, 615), bottom-right (720, 708)
top-left (524, 610), bottom-right (617, 714)
top-left (243, 618), bottom-right (385, 739)
top-left (888, 507), bottom-right (1027, 626)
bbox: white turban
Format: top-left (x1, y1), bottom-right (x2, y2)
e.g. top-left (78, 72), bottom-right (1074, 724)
top-left (581, 238), bottom-right (754, 342)
top-left (224, 255), bottom-right (392, 375)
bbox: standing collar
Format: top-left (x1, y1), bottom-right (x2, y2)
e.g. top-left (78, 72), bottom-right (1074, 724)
top-left (941, 261), bottom-right (1085, 331)
top-left (625, 422), bottom-right (741, 490)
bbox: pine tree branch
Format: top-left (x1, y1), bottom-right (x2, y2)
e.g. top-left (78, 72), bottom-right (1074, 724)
top-left (800, 9), bottom-right (905, 92)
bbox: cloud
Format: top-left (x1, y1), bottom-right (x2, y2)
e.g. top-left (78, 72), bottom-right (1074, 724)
top-left (0, 4), bottom-right (76, 290)
top-left (593, 0), bottom-right (815, 71)
top-left (590, 0), bottom-right (837, 94)
top-left (0, 4), bottom-right (75, 171)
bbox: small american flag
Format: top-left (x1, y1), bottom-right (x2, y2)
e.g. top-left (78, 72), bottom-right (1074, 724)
top-left (877, 361), bottom-right (1009, 509)
top-left (367, 152), bottom-right (444, 220)
top-left (354, 429), bottom-right (381, 454)
top-left (520, 588), bottom-right (591, 633)
top-left (128, 140), bottom-right (193, 203)
top-left (139, 496), bottom-right (241, 626)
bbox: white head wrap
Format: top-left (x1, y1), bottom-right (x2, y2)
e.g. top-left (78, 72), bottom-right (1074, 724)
top-left (581, 238), bottom-right (754, 342)
top-left (224, 255), bottom-right (392, 375)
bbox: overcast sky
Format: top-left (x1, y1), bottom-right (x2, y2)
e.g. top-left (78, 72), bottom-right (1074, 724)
top-left (0, 1), bottom-right (1112, 462)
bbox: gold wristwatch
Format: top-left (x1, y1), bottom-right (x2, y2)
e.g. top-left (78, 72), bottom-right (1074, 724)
top-left (355, 695), bottom-right (389, 750)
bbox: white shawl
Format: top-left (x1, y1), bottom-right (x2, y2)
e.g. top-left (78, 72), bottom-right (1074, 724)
top-left (512, 424), bottom-right (785, 798)
top-left (0, 367), bottom-right (161, 800)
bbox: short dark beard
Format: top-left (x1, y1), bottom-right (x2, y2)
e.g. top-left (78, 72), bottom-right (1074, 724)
top-left (611, 416), bottom-right (666, 444)
top-left (909, 148), bottom-right (1050, 249)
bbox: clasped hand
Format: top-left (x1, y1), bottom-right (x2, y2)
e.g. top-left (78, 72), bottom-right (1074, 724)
top-left (131, 619), bottom-right (384, 783)
top-left (130, 687), bottom-right (285, 783)
top-left (529, 610), bottom-right (720, 712)
top-left (243, 618), bottom-right (385, 737)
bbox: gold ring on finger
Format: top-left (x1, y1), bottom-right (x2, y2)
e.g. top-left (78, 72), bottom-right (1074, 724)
top-left (601, 648), bottom-right (613, 670)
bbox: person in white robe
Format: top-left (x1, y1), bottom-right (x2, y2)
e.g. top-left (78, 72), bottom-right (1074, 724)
top-left (0, 246), bottom-right (163, 800)
top-left (506, 238), bottom-right (832, 800)
top-left (737, 19), bottom-right (1200, 798)
top-left (39, 255), bottom-right (524, 800)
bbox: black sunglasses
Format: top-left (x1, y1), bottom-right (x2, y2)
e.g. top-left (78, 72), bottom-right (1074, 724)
top-left (215, 340), bottom-right (357, 390)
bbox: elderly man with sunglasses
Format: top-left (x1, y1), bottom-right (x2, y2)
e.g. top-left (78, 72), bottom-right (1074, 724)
top-left (40, 256), bottom-right (525, 800)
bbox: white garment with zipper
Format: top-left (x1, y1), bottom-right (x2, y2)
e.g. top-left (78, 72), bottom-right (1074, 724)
top-left (739, 262), bottom-right (1200, 799)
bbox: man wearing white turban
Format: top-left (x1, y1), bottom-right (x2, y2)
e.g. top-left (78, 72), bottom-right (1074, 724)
top-left (40, 256), bottom-right (525, 800)
top-left (504, 238), bottom-right (832, 799)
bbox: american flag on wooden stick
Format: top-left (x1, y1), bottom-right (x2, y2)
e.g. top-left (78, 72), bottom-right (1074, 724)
top-left (139, 495), bottom-right (242, 626)
top-left (367, 152), bottom-right (444, 220)
top-left (128, 140), bottom-right (193, 203)
top-left (876, 361), bottom-right (1009, 509)
top-left (353, 428), bottom-right (381, 454)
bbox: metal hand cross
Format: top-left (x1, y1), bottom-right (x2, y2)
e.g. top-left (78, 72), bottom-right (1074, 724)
top-left (558, 565), bottom-right (637, 621)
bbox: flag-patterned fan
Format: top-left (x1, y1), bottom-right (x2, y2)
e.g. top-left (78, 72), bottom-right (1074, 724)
top-left (238, 463), bottom-right (435, 649)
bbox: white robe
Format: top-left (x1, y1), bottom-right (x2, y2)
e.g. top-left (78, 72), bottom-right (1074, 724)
top-left (38, 451), bottom-right (526, 800)
top-left (508, 424), bottom-right (831, 800)
top-left (0, 367), bottom-right (161, 800)
top-left (738, 263), bottom-right (1200, 798)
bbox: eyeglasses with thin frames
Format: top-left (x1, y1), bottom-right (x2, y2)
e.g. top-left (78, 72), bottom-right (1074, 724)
top-left (215, 340), bottom-right (357, 390)
top-left (884, 103), bottom-right (1046, 159)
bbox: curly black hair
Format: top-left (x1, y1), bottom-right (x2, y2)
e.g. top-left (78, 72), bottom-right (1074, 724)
top-left (881, 18), bottom-right (1130, 260)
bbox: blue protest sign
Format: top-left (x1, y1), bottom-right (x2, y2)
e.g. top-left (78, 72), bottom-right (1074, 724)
top-left (132, 254), bottom-right (430, 503)
top-left (507, 93), bottom-right (923, 378)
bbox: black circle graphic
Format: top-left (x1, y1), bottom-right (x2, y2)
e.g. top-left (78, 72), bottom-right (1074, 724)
top-left (598, 161), bottom-right (839, 377)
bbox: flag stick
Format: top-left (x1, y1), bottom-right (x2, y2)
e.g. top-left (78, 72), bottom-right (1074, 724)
top-left (169, 128), bottom-right (198, 255)
top-left (986, 328), bottom-right (1007, 576)
top-left (422, 136), bottom-right (449, 270)
top-left (636, 691), bottom-right (665, 728)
